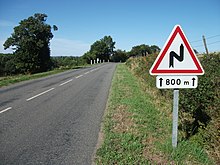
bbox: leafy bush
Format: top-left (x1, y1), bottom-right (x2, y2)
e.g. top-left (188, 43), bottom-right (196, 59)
top-left (179, 53), bottom-right (220, 162)
top-left (51, 56), bottom-right (86, 69)
top-left (126, 53), bottom-right (220, 163)
top-left (0, 53), bottom-right (18, 76)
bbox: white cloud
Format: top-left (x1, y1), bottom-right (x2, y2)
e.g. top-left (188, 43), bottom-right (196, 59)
top-left (0, 40), bottom-right (14, 54)
top-left (50, 38), bottom-right (90, 56)
top-left (0, 38), bottom-right (90, 56)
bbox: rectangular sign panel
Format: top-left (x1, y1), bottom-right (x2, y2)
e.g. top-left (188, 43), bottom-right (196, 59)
top-left (156, 76), bottom-right (198, 89)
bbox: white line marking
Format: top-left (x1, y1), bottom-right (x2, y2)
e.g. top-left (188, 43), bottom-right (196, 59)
top-left (59, 79), bottom-right (73, 86)
top-left (75, 75), bottom-right (83, 79)
top-left (0, 107), bottom-right (12, 114)
top-left (75, 65), bottom-right (105, 78)
top-left (84, 71), bottom-right (90, 75)
top-left (26, 88), bottom-right (55, 101)
top-left (88, 67), bottom-right (101, 73)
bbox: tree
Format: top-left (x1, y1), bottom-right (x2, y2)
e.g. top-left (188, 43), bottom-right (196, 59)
top-left (128, 44), bottom-right (160, 57)
top-left (128, 44), bottom-right (152, 57)
top-left (0, 53), bottom-right (17, 76)
top-left (90, 40), bottom-right (108, 60)
top-left (82, 51), bottom-right (96, 63)
top-left (4, 13), bottom-right (57, 74)
top-left (83, 35), bottom-right (115, 63)
top-left (111, 49), bottom-right (128, 62)
top-left (101, 36), bottom-right (115, 56)
top-left (150, 45), bottom-right (160, 53)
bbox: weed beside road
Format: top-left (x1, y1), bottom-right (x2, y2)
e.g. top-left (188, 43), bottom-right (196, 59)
top-left (0, 65), bottom-right (86, 88)
top-left (95, 64), bottom-right (213, 164)
top-left (0, 69), bottom-right (67, 87)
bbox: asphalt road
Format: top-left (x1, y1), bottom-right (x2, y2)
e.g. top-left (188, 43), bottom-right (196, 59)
top-left (0, 63), bottom-right (116, 165)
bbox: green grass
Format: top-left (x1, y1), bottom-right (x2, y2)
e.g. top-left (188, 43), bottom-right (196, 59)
top-left (0, 66), bottom-right (84, 87)
top-left (95, 64), bottom-right (213, 164)
top-left (0, 69), bottom-right (65, 87)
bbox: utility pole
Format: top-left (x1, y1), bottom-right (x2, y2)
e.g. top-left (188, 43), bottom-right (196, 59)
top-left (202, 35), bottom-right (209, 55)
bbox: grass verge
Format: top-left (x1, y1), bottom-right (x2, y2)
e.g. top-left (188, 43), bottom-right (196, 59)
top-left (95, 64), bottom-right (213, 164)
top-left (0, 66), bottom-right (86, 88)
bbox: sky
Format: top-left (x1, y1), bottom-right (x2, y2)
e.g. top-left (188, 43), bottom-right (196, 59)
top-left (0, 0), bottom-right (220, 56)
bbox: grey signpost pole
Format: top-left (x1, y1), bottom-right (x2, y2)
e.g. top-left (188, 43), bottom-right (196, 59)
top-left (149, 25), bottom-right (204, 148)
top-left (172, 89), bottom-right (179, 147)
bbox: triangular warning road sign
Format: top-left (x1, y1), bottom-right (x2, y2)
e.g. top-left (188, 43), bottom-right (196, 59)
top-left (150, 25), bottom-right (204, 75)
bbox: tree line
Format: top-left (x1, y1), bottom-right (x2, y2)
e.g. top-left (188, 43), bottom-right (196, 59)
top-left (1, 13), bottom-right (160, 76)
top-left (81, 35), bottom-right (160, 63)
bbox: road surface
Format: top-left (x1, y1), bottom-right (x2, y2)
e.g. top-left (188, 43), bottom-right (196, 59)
top-left (0, 63), bottom-right (116, 165)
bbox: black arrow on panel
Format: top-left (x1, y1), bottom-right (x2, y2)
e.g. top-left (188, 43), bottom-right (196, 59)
top-left (192, 77), bottom-right (196, 86)
top-left (169, 44), bottom-right (184, 68)
top-left (159, 77), bottom-right (163, 87)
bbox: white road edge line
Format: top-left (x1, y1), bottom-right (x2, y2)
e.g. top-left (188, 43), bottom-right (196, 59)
top-left (59, 79), bottom-right (73, 86)
top-left (75, 75), bottom-right (83, 79)
top-left (26, 88), bottom-right (55, 101)
top-left (0, 107), bottom-right (12, 114)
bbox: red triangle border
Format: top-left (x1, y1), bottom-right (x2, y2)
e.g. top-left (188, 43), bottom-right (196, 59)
top-left (150, 25), bottom-right (204, 75)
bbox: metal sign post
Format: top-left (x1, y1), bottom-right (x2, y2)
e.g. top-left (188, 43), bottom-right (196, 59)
top-left (149, 25), bottom-right (204, 148)
top-left (172, 89), bottom-right (179, 147)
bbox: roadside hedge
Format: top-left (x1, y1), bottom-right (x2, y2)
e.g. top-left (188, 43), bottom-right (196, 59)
top-left (0, 54), bottom-right (86, 76)
top-left (179, 53), bottom-right (219, 162)
top-left (0, 53), bottom-right (18, 76)
top-left (126, 52), bottom-right (220, 163)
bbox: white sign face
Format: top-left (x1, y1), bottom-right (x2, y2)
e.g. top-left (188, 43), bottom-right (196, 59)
top-left (150, 25), bottom-right (204, 75)
top-left (156, 76), bottom-right (198, 89)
